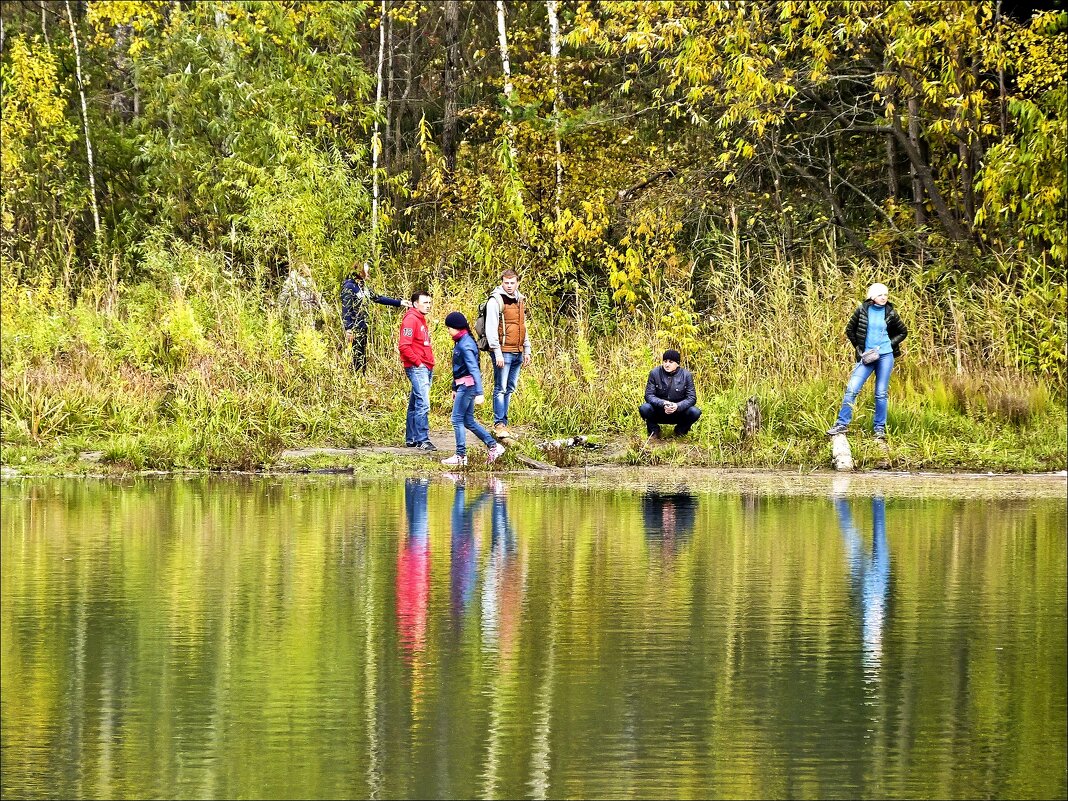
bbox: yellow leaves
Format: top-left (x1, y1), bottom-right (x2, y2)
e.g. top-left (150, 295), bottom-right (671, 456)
top-left (87, 1), bottom-right (164, 53)
top-left (1, 37), bottom-right (77, 199)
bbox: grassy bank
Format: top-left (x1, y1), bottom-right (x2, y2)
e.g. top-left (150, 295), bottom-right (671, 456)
top-left (2, 246), bottom-right (1065, 474)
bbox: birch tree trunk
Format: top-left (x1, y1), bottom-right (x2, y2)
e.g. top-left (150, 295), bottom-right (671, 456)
top-left (443, 0), bottom-right (459, 173)
top-left (40, 1), bottom-right (50, 47)
top-left (496, 0), bottom-right (516, 159)
top-left (547, 0), bottom-right (563, 221)
top-left (65, 0), bottom-right (101, 241)
top-left (372, 0), bottom-right (386, 259)
top-left (384, 3), bottom-right (393, 170)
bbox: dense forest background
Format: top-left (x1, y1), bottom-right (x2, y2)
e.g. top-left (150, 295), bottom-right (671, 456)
top-left (1, 1), bottom-right (1065, 470)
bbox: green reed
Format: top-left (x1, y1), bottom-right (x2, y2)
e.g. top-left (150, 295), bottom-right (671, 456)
top-left (1, 246), bottom-right (1064, 473)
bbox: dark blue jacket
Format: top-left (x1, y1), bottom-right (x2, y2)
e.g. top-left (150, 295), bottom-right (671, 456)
top-left (341, 278), bottom-right (403, 330)
top-left (644, 366), bottom-right (697, 411)
top-left (451, 332), bottom-right (485, 395)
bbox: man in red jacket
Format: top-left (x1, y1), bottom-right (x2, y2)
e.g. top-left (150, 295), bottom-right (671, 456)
top-left (399, 290), bottom-right (436, 450)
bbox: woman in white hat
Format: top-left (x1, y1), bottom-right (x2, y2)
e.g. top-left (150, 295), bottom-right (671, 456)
top-left (826, 283), bottom-right (908, 440)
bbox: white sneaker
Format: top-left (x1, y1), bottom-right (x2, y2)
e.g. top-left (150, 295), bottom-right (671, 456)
top-left (487, 443), bottom-right (506, 463)
top-left (441, 454), bottom-right (467, 467)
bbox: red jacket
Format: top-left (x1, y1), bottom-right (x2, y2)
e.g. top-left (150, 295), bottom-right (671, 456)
top-left (398, 308), bottom-right (435, 369)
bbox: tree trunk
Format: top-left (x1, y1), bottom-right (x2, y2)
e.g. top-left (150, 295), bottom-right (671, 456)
top-left (442, 0), bottom-right (460, 174)
top-left (741, 397), bottom-right (762, 441)
top-left (995, 0), bottom-right (1007, 136)
top-left (372, 0), bottom-right (386, 259)
top-left (907, 95), bottom-right (925, 227)
top-left (396, 16), bottom-right (418, 164)
top-left (40, 1), bottom-right (49, 46)
top-left (111, 22), bottom-right (135, 121)
top-left (885, 135), bottom-right (898, 199)
top-left (547, 0), bottom-right (563, 221)
top-left (959, 137), bottom-right (974, 228)
top-left (65, 0), bottom-right (101, 241)
top-left (883, 111), bottom-right (969, 242)
top-left (496, 0), bottom-right (516, 159)
top-left (384, 2), bottom-right (393, 170)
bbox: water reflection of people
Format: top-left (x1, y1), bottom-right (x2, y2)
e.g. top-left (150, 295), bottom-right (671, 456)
top-left (397, 478), bottom-right (430, 660)
top-left (482, 478), bottom-right (522, 653)
top-left (834, 495), bottom-right (890, 682)
top-left (450, 480), bottom-right (489, 624)
top-left (641, 489), bottom-right (698, 553)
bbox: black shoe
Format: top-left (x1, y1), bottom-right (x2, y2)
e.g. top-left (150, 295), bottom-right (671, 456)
top-left (415, 441), bottom-right (438, 452)
top-left (675, 428), bottom-right (691, 437)
top-left (405, 441), bottom-right (417, 447)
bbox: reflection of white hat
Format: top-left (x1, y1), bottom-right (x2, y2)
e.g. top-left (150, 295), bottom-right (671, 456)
top-left (866, 282), bottom-right (889, 300)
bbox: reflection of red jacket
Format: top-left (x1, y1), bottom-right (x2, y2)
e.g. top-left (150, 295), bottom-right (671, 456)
top-left (397, 539), bottom-right (429, 660)
top-left (398, 308), bottom-right (435, 369)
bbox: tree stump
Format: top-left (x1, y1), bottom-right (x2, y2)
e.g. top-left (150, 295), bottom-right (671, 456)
top-left (741, 396), bottom-right (762, 440)
top-left (874, 438), bottom-right (891, 470)
top-left (831, 434), bottom-right (853, 471)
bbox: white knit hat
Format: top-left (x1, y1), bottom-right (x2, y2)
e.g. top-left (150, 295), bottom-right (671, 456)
top-left (866, 282), bottom-right (889, 300)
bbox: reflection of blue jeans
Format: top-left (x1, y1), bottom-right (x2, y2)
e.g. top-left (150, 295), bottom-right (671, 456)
top-left (451, 486), bottom-right (488, 619)
top-left (492, 495), bottom-right (516, 555)
top-left (834, 353), bottom-right (894, 430)
top-left (405, 366), bottom-right (432, 444)
top-left (492, 352), bottom-right (523, 426)
top-left (835, 496), bottom-right (890, 672)
top-left (405, 478), bottom-right (429, 542)
top-left (451, 385), bottom-right (496, 456)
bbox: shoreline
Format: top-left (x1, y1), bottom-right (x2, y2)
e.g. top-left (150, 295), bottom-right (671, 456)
top-left (4, 459), bottom-right (1066, 499)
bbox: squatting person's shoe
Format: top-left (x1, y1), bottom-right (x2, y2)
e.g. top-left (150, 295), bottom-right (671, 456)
top-left (441, 454), bottom-right (467, 467)
top-left (487, 443), bottom-right (506, 463)
top-left (826, 424), bottom-right (849, 436)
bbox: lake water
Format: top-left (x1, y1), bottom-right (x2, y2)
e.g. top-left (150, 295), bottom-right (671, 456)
top-left (2, 476), bottom-right (1065, 799)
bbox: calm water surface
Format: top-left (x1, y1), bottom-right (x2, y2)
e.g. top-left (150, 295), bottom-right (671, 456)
top-left (2, 477), bottom-right (1065, 799)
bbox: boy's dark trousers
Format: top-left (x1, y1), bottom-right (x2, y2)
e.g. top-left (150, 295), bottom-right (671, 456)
top-left (638, 403), bottom-right (702, 436)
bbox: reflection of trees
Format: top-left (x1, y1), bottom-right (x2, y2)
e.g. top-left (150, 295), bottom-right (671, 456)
top-left (1, 481), bottom-right (1065, 799)
top-left (479, 480), bottom-right (527, 798)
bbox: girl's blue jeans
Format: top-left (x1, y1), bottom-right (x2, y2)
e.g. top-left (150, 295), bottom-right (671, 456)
top-left (834, 352), bottom-right (894, 430)
top-left (451, 385), bottom-right (496, 456)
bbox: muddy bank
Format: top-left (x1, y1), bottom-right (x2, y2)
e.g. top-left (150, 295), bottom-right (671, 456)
top-left (4, 460), bottom-right (1065, 500)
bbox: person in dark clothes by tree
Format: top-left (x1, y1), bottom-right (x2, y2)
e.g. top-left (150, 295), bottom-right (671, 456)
top-left (340, 261), bottom-right (410, 372)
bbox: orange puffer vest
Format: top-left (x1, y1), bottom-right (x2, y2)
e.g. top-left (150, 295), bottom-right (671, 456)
top-left (497, 295), bottom-right (527, 353)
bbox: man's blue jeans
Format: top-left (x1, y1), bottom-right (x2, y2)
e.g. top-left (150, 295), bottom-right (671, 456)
top-left (834, 352), bottom-right (894, 430)
top-left (451, 385), bottom-right (496, 456)
top-left (405, 366), bottom-right (432, 445)
top-left (492, 352), bottom-right (524, 427)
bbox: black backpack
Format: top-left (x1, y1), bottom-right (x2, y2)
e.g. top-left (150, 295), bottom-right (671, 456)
top-left (472, 293), bottom-right (495, 352)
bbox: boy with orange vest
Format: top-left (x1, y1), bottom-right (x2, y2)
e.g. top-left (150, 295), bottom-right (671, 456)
top-left (484, 269), bottom-right (532, 438)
